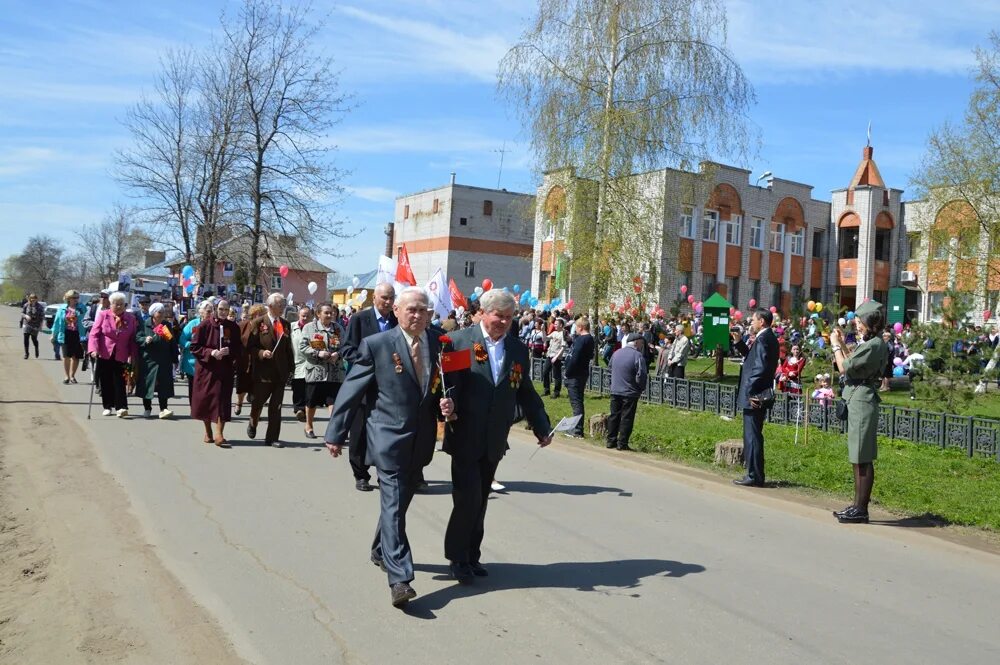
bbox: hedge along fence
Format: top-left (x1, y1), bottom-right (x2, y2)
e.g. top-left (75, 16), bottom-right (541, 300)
top-left (529, 359), bottom-right (1000, 461)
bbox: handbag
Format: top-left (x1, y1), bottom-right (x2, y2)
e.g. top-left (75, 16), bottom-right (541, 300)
top-left (751, 387), bottom-right (775, 408)
top-left (835, 397), bottom-right (848, 420)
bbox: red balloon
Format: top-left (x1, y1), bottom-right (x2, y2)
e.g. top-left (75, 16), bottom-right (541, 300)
top-left (748, 298), bottom-right (757, 308)
top-left (687, 295), bottom-right (695, 304)
top-left (769, 305), bottom-right (777, 313)
top-left (482, 279), bottom-right (493, 291)
top-left (680, 285), bottom-right (688, 294)
top-left (734, 310), bottom-right (743, 320)
top-left (279, 264), bottom-right (289, 278)
top-left (984, 310), bottom-right (992, 322)
top-left (566, 299), bottom-right (575, 310)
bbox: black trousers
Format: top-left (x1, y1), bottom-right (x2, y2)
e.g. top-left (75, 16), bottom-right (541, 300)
top-left (250, 378), bottom-right (288, 443)
top-left (23, 330), bottom-right (39, 355)
top-left (606, 394), bottom-right (639, 448)
top-left (564, 377), bottom-right (585, 435)
top-left (542, 358), bottom-right (563, 395)
top-left (291, 378), bottom-right (307, 411)
top-left (668, 363), bottom-right (686, 379)
top-left (97, 359), bottom-right (128, 411)
top-left (742, 407), bottom-right (766, 484)
top-left (348, 411), bottom-right (371, 481)
top-left (445, 455), bottom-right (502, 565)
top-left (372, 465), bottom-right (420, 585)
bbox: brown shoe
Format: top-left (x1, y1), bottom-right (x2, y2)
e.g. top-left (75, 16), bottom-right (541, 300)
top-left (214, 437), bottom-right (231, 449)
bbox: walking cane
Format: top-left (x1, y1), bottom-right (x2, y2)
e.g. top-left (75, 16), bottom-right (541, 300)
top-left (87, 378), bottom-right (95, 420)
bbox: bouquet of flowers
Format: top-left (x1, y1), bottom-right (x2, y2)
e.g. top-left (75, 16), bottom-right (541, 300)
top-left (309, 333), bottom-right (327, 350)
top-left (153, 323), bottom-right (173, 342)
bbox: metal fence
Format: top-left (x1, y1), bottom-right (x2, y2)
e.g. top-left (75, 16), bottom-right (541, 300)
top-left (529, 358), bottom-right (1000, 461)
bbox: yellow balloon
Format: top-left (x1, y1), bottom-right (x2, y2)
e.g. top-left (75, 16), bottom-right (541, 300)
top-left (815, 302), bottom-right (823, 312)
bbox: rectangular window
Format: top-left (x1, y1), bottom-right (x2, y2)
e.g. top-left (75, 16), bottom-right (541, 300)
top-left (270, 275), bottom-right (282, 290)
top-left (483, 200), bottom-right (493, 216)
top-left (907, 233), bottom-right (921, 259)
top-left (810, 287), bottom-right (822, 304)
top-left (679, 205), bottom-right (695, 239)
top-left (403, 204), bottom-right (409, 219)
top-left (725, 216), bottom-right (742, 245)
top-left (790, 284), bottom-right (802, 309)
top-left (464, 261), bottom-right (475, 277)
top-left (931, 236), bottom-right (948, 260)
top-left (749, 218), bottom-right (764, 249)
top-left (928, 291), bottom-right (946, 315)
top-left (678, 271), bottom-right (692, 294)
top-left (702, 209), bottom-right (718, 242)
top-left (459, 217), bottom-right (468, 226)
top-left (748, 279), bottom-right (760, 302)
top-left (703, 273), bottom-right (717, 300)
top-left (432, 198), bottom-right (440, 214)
top-left (726, 277), bottom-right (738, 302)
top-left (790, 229), bottom-right (805, 256)
top-left (771, 282), bottom-right (782, 308)
top-left (812, 230), bottom-right (824, 258)
top-left (770, 223), bottom-right (785, 252)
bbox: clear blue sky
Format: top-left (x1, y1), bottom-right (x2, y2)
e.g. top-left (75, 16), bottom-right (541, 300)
top-left (1, 0), bottom-right (995, 278)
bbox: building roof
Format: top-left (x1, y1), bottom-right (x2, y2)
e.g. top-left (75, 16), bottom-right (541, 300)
top-left (329, 268), bottom-right (378, 291)
top-left (849, 145), bottom-right (885, 189)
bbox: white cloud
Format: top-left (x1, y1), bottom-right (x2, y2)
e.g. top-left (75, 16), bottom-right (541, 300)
top-left (330, 124), bottom-right (518, 155)
top-left (0, 146), bottom-right (109, 177)
top-left (345, 186), bottom-right (400, 203)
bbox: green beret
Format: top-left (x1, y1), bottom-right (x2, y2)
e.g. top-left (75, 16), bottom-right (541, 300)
top-left (855, 300), bottom-right (883, 318)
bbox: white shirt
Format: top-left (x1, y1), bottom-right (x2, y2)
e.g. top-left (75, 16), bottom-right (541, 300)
top-left (400, 328), bottom-right (430, 387)
top-left (480, 323), bottom-right (506, 385)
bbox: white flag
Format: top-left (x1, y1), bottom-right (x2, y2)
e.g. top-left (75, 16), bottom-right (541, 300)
top-left (376, 255), bottom-right (396, 287)
top-left (425, 267), bottom-right (453, 320)
top-left (552, 414), bottom-right (583, 433)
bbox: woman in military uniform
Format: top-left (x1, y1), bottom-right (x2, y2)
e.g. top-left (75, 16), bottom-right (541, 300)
top-left (829, 300), bottom-right (888, 524)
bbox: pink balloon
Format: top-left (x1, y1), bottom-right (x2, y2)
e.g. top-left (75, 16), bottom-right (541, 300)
top-left (687, 295), bottom-right (695, 304)
top-left (734, 310), bottom-right (743, 320)
top-left (984, 310), bottom-right (992, 322)
top-left (893, 322), bottom-right (903, 333)
top-left (680, 285), bottom-right (688, 294)
top-left (279, 264), bottom-right (289, 278)
top-left (729, 307), bottom-right (735, 315)
top-left (769, 306), bottom-right (777, 313)
top-left (893, 357), bottom-right (904, 367)
top-left (748, 298), bottom-right (757, 308)
top-left (566, 299), bottom-right (574, 310)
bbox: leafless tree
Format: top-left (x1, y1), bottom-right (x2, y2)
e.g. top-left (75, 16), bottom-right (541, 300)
top-left (75, 204), bottom-right (149, 286)
top-left (223, 0), bottom-right (350, 282)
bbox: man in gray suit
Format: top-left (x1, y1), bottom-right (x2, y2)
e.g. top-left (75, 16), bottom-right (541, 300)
top-left (732, 308), bottom-right (779, 487)
top-left (324, 288), bottom-right (453, 607)
top-left (442, 289), bottom-right (552, 584)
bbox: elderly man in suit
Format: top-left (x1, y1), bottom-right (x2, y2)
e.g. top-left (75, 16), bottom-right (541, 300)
top-left (666, 323), bottom-right (691, 378)
top-left (443, 289), bottom-right (552, 584)
top-left (245, 292), bottom-right (295, 447)
top-left (732, 308), bottom-right (780, 487)
top-left (341, 282), bottom-right (398, 491)
top-left (324, 287), bottom-right (452, 608)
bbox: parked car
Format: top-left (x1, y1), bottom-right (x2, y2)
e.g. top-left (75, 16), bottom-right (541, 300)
top-left (42, 304), bottom-right (58, 334)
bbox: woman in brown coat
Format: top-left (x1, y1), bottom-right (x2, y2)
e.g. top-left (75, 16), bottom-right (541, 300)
top-left (235, 303), bottom-right (267, 414)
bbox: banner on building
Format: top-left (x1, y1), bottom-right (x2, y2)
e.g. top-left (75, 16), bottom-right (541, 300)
top-left (425, 268), bottom-right (453, 320)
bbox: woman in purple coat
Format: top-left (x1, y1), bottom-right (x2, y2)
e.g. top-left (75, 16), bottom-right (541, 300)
top-left (87, 292), bottom-right (139, 418)
top-left (190, 300), bottom-right (244, 447)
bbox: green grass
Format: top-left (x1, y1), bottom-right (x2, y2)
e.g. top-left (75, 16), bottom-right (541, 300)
top-left (537, 384), bottom-right (1000, 531)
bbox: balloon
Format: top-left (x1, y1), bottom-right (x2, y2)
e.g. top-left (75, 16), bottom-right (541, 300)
top-left (769, 306), bottom-right (777, 313)
top-left (893, 357), bottom-right (904, 367)
top-left (566, 299), bottom-right (574, 310)
top-left (543, 304), bottom-right (551, 312)
top-left (893, 322), bottom-right (903, 334)
top-left (817, 337), bottom-right (825, 348)
top-left (748, 299), bottom-right (757, 308)
top-left (182, 265), bottom-right (195, 278)
top-left (469, 293), bottom-right (478, 301)
top-left (503, 286), bottom-right (510, 293)
top-left (360, 289), bottom-right (369, 300)
top-left (811, 313), bottom-right (819, 319)
top-left (838, 317), bottom-right (846, 326)
top-left (474, 286), bottom-right (484, 296)
top-left (984, 310), bottom-right (992, 322)
top-left (846, 311), bottom-right (856, 320)
top-left (815, 303), bottom-right (823, 313)
top-left (352, 276), bottom-right (360, 288)
top-left (807, 300), bottom-right (815, 312)
top-left (513, 284), bottom-right (521, 293)
top-left (680, 285), bottom-right (688, 294)
top-left (482, 278), bottom-right (493, 291)
top-left (347, 286), bottom-right (354, 296)
top-left (893, 366), bottom-right (905, 377)
top-left (687, 295), bottom-right (695, 304)
top-left (279, 265), bottom-right (289, 278)
top-left (733, 310), bottom-right (743, 320)
top-left (530, 297), bottom-right (539, 307)
top-left (307, 281), bottom-right (318, 295)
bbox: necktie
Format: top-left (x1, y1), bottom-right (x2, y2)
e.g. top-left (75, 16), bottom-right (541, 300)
top-left (410, 336), bottom-right (425, 391)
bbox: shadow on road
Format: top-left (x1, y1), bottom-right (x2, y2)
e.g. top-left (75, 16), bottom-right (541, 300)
top-left (870, 513), bottom-right (951, 528)
top-left (496, 481), bottom-right (632, 497)
top-left (406, 558), bottom-right (705, 617)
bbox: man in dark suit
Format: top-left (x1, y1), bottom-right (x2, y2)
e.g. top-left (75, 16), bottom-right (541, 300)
top-left (563, 317), bottom-right (595, 437)
top-left (324, 287), bottom-right (452, 607)
top-left (245, 292), bottom-right (295, 447)
top-left (443, 289), bottom-right (552, 584)
top-left (341, 282), bottom-right (398, 491)
top-left (732, 308), bottom-right (779, 487)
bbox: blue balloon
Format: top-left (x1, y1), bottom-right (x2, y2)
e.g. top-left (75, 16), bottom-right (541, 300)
top-left (182, 265), bottom-right (195, 278)
top-left (530, 297), bottom-right (539, 307)
top-left (551, 298), bottom-right (561, 307)
top-left (893, 366), bottom-right (905, 377)
top-left (513, 284), bottom-right (521, 293)
top-left (817, 338), bottom-right (826, 349)
top-left (846, 311), bottom-right (856, 320)
top-left (543, 304), bottom-right (551, 312)
top-left (469, 293), bottom-right (478, 301)
top-left (811, 313), bottom-right (819, 319)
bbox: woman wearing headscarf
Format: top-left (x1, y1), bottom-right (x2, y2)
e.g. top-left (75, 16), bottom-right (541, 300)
top-left (190, 299), bottom-right (243, 447)
top-left (19, 293), bottom-right (44, 359)
top-left (88, 292), bottom-right (138, 418)
top-left (136, 302), bottom-right (177, 419)
top-left (829, 300), bottom-right (888, 524)
top-left (52, 289), bottom-right (89, 384)
top-left (180, 301), bottom-right (213, 404)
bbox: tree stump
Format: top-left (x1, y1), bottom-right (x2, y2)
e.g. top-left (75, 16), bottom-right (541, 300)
top-left (589, 413), bottom-right (608, 438)
top-left (714, 439), bottom-right (744, 466)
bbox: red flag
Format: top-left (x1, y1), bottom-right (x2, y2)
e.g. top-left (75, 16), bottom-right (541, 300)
top-left (448, 277), bottom-right (468, 310)
top-left (441, 348), bottom-right (472, 373)
top-left (273, 319), bottom-right (285, 338)
top-left (396, 245), bottom-right (417, 286)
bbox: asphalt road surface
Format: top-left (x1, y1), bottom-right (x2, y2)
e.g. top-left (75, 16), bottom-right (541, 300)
top-left (13, 333), bottom-right (1000, 664)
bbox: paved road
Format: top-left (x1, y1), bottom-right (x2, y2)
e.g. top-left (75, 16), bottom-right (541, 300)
top-left (21, 344), bottom-right (1000, 664)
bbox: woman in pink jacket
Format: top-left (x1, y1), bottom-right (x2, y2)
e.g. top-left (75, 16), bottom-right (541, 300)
top-left (88, 292), bottom-right (139, 418)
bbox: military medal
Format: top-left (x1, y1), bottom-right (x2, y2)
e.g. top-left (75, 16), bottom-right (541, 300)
top-left (392, 352), bottom-right (404, 373)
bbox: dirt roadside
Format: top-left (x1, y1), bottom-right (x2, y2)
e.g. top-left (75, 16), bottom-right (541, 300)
top-left (0, 322), bottom-right (244, 664)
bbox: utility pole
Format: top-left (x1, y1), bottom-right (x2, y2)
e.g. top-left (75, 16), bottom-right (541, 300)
top-left (494, 141), bottom-right (508, 189)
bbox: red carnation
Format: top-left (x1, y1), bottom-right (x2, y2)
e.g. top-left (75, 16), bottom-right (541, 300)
top-left (439, 334), bottom-right (453, 345)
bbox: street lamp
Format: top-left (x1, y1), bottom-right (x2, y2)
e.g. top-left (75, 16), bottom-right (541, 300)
top-left (755, 171), bottom-right (773, 186)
